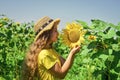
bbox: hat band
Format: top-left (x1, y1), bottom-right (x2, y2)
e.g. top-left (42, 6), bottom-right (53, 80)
top-left (35, 19), bottom-right (53, 35)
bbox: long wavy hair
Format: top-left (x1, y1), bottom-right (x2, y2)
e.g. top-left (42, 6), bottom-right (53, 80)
top-left (21, 29), bottom-right (52, 80)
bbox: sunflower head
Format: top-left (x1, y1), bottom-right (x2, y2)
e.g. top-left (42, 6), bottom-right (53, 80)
top-left (61, 22), bottom-right (86, 48)
top-left (68, 29), bottom-right (80, 42)
top-left (88, 35), bottom-right (97, 41)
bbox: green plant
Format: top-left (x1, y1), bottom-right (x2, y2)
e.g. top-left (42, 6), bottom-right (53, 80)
top-left (0, 15), bottom-right (34, 80)
top-left (0, 15), bottom-right (120, 80)
top-left (54, 19), bottom-right (120, 80)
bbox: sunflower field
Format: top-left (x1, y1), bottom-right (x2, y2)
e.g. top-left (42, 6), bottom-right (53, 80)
top-left (0, 15), bottom-right (120, 80)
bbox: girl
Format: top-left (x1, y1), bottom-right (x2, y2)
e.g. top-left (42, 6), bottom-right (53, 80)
top-left (21, 16), bottom-right (80, 80)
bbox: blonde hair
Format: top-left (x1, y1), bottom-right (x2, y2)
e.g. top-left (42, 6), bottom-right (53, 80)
top-left (21, 29), bottom-right (52, 80)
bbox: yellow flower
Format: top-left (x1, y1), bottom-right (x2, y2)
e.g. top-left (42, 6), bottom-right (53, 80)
top-left (3, 17), bottom-right (9, 21)
top-left (61, 22), bottom-right (86, 48)
top-left (16, 22), bottom-right (20, 26)
top-left (88, 35), bottom-right (96, 41)
top-left (103, 44), bottom-right (108, 49)
top-left (0, 23), bottom-right (3, 27)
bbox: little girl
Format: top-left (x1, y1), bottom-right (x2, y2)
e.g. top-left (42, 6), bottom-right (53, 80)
top-left (21, 16), bottom-right (80, 80)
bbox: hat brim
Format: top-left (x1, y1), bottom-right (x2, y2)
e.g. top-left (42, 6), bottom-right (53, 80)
top-left (34, 18), bottom-right (60, 42)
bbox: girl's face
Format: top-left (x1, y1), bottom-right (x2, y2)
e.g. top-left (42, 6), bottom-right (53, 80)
top-left (50, 26), bottom-right (59, 42)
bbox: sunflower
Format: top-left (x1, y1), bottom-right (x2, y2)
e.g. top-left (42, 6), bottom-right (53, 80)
top-left (16, 22), bottom-right (20, 26)
top-left (88, 35), bottom-right (97, 41)
top-left (61, 22), bottom-right (86, 48)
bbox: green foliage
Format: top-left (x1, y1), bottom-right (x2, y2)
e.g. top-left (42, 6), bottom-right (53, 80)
top-left (0, 15), bottom-right (34, 80)
top-left (0, 15), bottom-right (120, 80)
top-left (55, 19), bottom-right (120, 80)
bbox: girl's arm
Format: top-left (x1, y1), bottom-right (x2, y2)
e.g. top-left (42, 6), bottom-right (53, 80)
top-left (59, 56), bottom-right (65, 66)
top-left (50, 46), bottom-right (80, 79)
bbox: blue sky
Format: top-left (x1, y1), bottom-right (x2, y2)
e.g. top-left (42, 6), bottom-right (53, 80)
top-left (0, 0), bottom-right (120, 30)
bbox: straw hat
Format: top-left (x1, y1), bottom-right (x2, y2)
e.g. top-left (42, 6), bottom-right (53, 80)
top-left (34, 16), bottom-right (60, 41)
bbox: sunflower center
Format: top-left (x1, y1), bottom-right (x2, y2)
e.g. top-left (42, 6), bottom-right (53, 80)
top-left (68, 30), bottom-right (80, 43)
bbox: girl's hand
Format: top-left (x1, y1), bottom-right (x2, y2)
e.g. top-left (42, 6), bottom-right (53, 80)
top-left (70, 45), bottom-right (81, 55)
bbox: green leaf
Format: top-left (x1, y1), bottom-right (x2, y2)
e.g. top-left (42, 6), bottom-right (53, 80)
top-left (112, 44), bottom-right (119, 51)
top-left (99, 54), bottom-right (108, 61)
top-left (0, 77), bottom-right (5, 80)
top-left (110, 69), bottom-right (118, 75)
top-left (76, 20), bottom-right (89, 29)
top-left (117, 60), bottom-right (120, 67)
top-left (81, 48), bottom-right (90, 56)
top-left (82, 58), bottom-right (90, 63)
top-left (105, 28), bottom-right (116, 39)
top-left (116, 22), bottom-right (120, 31)
top-left (109, 49), bottom-right (113, 55)
top-left (97, 31), bottom-right (105, 37)
top-left (108, 55), bottom-right (114, 62)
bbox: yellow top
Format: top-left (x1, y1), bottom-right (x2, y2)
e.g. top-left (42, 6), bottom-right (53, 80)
top-left (38, 49), bottom-right (62, 80)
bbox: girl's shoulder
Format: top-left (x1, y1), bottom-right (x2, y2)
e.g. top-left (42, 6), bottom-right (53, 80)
top-left (39, 49), bottom-right (53, 57)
